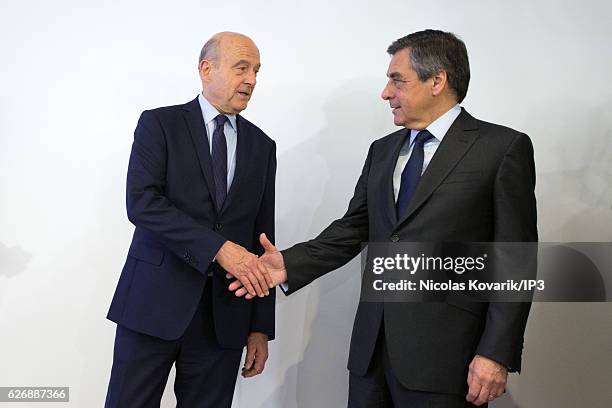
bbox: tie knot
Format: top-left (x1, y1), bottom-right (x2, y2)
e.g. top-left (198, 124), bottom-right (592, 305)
top-left (415, 129), bottom-right (433, 145)
top-left (214, 114), bottom-right (228, 129)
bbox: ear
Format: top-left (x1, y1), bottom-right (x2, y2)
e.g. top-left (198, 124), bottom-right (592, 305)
top-left (199, 59), bottom-right (213, 83)
top-left (431, 70), bottom-right (448, 97)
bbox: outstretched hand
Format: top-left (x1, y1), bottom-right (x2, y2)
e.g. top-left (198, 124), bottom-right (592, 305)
top-left (227, 233), bottom-right (287, 299)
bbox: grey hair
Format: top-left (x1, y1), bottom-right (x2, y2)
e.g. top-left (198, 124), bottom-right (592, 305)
top-left (198, 37), bottom-right (220, 67)
top-left (387, 30), bottom-right (470, 103)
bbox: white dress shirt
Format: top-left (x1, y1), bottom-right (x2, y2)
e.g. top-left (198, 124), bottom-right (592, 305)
top-left (393, 104), bottom-right (462, 201)
top-left (198, 93), bottom-right (238, 191)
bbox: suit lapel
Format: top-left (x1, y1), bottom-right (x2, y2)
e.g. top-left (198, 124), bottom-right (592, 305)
top-left (219, 115), bottom-right (252, 215)
top-left (182, 97), bottom-right (217, 208)
top-left (383, 129), bottom-right (409, 226)
top-left (396, 109), bottom-right (479, 227)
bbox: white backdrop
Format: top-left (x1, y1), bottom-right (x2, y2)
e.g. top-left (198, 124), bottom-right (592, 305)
top-left (1, 1), bottom-right (611, 407)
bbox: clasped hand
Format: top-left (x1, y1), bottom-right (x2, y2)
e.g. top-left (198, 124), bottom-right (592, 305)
top-left (224, 233), bottom-right (287, 299)
top-left (216, 240), bottom-right (275, 298)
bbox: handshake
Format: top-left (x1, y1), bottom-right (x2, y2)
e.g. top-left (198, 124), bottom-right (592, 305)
top-left (215, 233), bottom-right (286, 299)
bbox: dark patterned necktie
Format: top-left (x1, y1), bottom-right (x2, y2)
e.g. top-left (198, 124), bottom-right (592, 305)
top-left (212, 114), bottom-right (228, 212)
top-left (396, 129), bottom-right (434, 218)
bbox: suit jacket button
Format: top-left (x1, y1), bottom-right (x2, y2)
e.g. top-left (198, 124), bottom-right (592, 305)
top-left (214, 223), bottom-right (222, 231)
top-left (390, 235), bottom-right (400, 242)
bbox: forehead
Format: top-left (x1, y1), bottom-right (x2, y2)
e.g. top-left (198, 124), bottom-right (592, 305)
top-left (387, 48), bottom-right (413, 76)
top-left (220, 37), bottom-right (260, 65)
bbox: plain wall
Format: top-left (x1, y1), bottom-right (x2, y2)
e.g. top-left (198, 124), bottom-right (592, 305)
top-left (1, 1), bottom-right (611, 407)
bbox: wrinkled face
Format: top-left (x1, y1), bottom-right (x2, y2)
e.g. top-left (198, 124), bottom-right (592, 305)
top-left (200, 36), bottom-right (260, 115)
top-left (381, 48), bottom-right (435, 129)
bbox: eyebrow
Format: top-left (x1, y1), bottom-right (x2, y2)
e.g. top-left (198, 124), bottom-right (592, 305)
top-left (387, 72), bottom-right (404, 80)
top-left (232, 60), bottom-right (261, 70)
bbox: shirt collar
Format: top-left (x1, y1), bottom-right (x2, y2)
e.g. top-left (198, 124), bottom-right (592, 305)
top-left (410, 103), bottom-right (461, 144)
top-left (198, 93), bottom-right (237, 131)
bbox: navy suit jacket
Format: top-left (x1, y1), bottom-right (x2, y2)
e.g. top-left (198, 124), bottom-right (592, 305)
top-left (107, 97), bottom-right (276, 348)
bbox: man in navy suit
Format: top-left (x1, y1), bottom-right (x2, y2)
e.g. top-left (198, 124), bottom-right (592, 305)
top-left (105, 32), bottom-right (276, 408)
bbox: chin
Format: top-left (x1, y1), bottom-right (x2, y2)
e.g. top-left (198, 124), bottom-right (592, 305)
top-left (231, 105), bottom-right (247, 114)
top-left (392, 112), bottom-right (405, 126)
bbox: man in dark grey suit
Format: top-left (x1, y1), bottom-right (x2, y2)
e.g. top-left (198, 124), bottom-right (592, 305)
top-left (231, 29), bottom-right (536, 407)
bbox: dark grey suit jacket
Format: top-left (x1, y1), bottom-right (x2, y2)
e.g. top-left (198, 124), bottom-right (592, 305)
top-left (282, 108), bottom-right (537, 395)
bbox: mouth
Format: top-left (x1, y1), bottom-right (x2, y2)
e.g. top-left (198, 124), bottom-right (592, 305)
top-left (237, 91), bottom-right (251, 97)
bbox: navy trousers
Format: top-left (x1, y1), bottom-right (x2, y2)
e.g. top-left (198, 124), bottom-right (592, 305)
top-left (105, 281), bottom-right (243, 408)
top-left (348, 323), bottom-right (486, 408)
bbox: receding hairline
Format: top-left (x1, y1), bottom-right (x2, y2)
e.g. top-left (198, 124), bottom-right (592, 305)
top-left (198, 32), bottom-right (258, 66)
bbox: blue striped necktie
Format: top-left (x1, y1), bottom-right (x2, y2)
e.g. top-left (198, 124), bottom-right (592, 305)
top-left (212, 114), bottom-right (228, 212)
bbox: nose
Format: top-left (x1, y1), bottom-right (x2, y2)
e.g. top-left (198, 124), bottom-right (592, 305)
top-left (381, 80), bottom-right (392, 100)
top-left (245, 69), bottom-right (257, 87)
